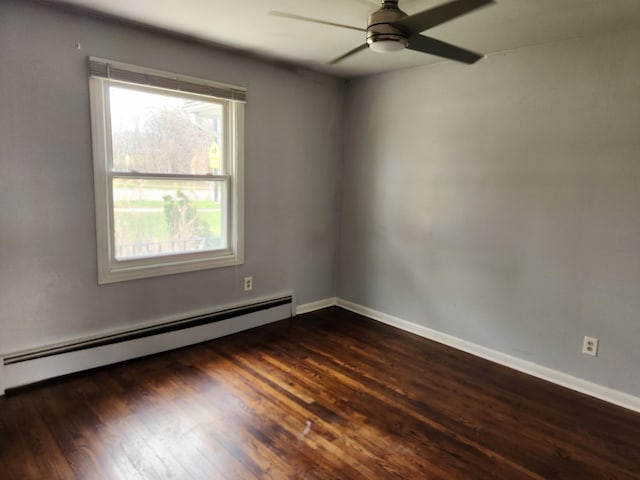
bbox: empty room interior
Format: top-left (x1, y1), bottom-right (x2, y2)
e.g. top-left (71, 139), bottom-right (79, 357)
top-left (1, 0), bottom-right (640, 478)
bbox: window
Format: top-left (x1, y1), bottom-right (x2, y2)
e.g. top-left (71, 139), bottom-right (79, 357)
top-left (89, 58), bottom-right (245, 283)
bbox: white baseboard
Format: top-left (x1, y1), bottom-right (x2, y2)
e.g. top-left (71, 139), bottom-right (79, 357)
top-left (2, 293), bottom-right (293, 393)
top-left (336, 298), bottom-right (640, 414)
top-left (295, 297), bottom-right (337, 315)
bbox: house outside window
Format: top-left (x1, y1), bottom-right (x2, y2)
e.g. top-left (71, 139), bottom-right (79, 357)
top-left (89, 58), bottom-right (245, 283)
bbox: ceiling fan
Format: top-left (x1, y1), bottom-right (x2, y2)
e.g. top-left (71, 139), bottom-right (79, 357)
top-left (270, 0), bottom-right (495, 65)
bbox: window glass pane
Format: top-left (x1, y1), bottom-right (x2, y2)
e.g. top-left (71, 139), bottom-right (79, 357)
top-left (109, 85), bottom-right (224, 175)
top-left (113, 178), bottom-right (226, 260)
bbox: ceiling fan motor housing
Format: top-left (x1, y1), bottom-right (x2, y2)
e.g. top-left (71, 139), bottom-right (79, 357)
top-left (367, 0), bottom-right (409, 51)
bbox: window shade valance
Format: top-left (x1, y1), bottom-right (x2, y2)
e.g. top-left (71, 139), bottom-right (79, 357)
top-left (88, 58), bottom-right (247, 103)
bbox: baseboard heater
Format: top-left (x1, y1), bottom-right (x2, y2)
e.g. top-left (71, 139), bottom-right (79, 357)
top-left (2, 293), bottom-right (293, 393)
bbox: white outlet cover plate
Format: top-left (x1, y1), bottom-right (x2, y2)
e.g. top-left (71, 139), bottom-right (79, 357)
top-left (582, 336), bottom-right (599, 356)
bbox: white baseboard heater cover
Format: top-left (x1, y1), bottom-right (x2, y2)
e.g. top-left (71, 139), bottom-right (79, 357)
top-left (2, 294), bottom-right (293, 392)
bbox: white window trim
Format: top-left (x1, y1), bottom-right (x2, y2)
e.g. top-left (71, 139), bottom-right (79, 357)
top-left (89, 61), bottom-right (244, 284)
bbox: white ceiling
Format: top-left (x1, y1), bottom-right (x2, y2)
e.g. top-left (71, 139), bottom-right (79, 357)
top-left (47, 0), bottom-right (640, 77)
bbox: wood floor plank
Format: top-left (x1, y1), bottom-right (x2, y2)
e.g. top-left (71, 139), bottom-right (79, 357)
top-left (73, 375), bottom-right (187, 480)
top-left (290, 327), bottom-right (592, 476)
top-left (16, 395), bottom-right (78, 480)
top-left (0, 394), bottom-right (73, 480)
top-left (105, 361), bottom-right (231, 480)
top-left (187, 347), bottom-right (376, 479)
top-left (252, 318), bottom-right (536, 478)
top-left (219, 342), bottom-right (492, 479)
top-left (33, 383), bottom-right (127, 480)
top-left (1, 306), bottom-right (639, 479)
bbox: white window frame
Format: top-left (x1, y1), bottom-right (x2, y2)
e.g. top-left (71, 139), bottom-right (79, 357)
top-left (89, 59), bottom-right (244, 284)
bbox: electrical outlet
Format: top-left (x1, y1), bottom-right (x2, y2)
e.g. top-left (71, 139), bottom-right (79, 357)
top-left (243, 276), bottom-right (253, 292)
top-left (582, 336), bottom-right (598, 357)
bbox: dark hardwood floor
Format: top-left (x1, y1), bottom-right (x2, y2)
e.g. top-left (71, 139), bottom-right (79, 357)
top-left (1, 306), bottom-right (639, 479)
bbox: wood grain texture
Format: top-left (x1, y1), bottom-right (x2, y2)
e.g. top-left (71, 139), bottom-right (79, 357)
top-left (1, 306), bottom-right (639, 479)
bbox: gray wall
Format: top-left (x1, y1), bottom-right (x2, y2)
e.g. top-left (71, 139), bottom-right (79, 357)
top-left (338, 29), bottom-right (640, 397)
top-left (0, 0), bottom-right (343, 353)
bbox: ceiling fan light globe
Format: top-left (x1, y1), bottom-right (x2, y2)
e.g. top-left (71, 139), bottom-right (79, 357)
top-left (369, 39), bottom-right (406, 53)
top-left (367, 32), bottom-right (409, 54)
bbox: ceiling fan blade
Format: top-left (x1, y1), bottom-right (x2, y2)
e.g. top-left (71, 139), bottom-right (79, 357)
top-left (393, 0), bottom-right (494, 35)
top-left (269, 11), bottom-right (366, 32)
top-left (407, 34), bottom-right (484, 64)
top-left (328, 44), bottom-right (369, 64)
